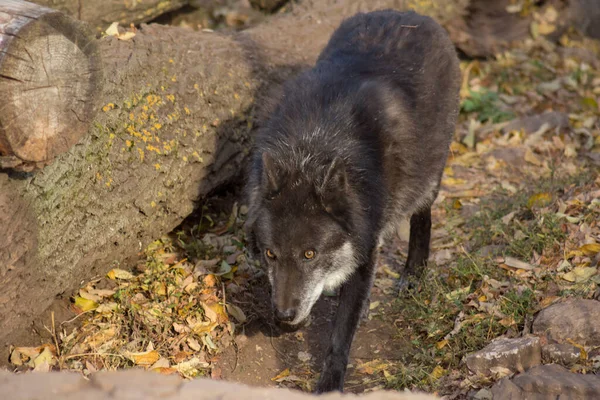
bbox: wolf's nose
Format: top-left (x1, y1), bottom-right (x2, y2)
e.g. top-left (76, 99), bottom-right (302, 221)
top-left (275, 308), bottom-right (296, 323)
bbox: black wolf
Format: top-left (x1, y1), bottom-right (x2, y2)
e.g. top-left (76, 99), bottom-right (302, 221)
top-left (244, 10), bottom-right (460, 393)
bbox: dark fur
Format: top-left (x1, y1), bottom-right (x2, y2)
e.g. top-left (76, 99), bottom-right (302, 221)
top-left (244, 10), bottom-right (460, 393)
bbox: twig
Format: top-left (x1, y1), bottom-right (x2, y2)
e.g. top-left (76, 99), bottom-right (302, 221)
top-left (51, 312), bottom-right (61, 357)
top-left (62, 352), bottom-right (126, 360)
top-left (444, 311), bottom-right (465, 340)
top-left (61, 309), bottom-right (95, 325)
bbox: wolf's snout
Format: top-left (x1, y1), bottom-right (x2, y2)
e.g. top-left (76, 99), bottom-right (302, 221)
top-left (274, 308), bottom-right (296, 323)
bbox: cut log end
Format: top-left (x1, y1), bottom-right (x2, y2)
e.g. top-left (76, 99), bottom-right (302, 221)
top-left (0, 0), bottom-right (102, 170)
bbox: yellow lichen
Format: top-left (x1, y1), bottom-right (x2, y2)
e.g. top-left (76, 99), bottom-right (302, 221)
top-left (171, 75), bottom-right (177, 82)
top-left (138, 148), bottom-right (145, 161)
top-left (126, 140), bottom-right (133, 148)
top-left (151, 201), bottom-right (156, 208)
top-left (154, 163), bottom-right (161, 170)
top-left (166, 94), bottom-right (175, 103)
top-left (184, 107), bottom-right (191, 115)
top-left (146, 95), bottom-right (161, 107)
top-left (102, 103), bottom-right (115, 112)
top-left (192, 151), bottom-right (203, 162)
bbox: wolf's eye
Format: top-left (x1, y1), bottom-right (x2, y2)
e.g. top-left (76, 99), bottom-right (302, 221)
top-left (304, 250), bottom-right (316, 260)
top-left (265, 249), bottom-right (276, 259)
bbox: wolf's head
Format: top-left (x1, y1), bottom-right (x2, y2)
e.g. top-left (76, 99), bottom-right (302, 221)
top-left (245, 152), bottom-right (360, 330)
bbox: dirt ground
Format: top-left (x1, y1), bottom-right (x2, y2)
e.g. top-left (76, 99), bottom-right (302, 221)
top-left (215, 234), bottom-right (415, 393)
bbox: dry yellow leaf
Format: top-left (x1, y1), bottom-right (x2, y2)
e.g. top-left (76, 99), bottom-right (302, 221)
top-left (538, 21), bottom-right (556, 35)
top-left (579, 243), bottom-right (600, 257)
top-left (562, 267), bottom-right (597, 283)
top-left (271, 368), bottom-right (290, 381)
top-left (201, 302), bottom-right (228, 324)
top-left (33, 346), bottom-right (57, 371)
top-left (74, 296), bottom-right (98, 312)
top-left (125, 349), bottom-right (160, 366)
top-left (107, 268), bottom-right (134, 280)
top-left (524, 148), bottom-right (544, 166)
top-left (436, 339), bottom-right (449, 350)
top-left (430, 365), bottom-right (446, 381)
top-left (527, 192), bottom-right (552, 208)
top-left (357, 359), bottom-right (389, 375)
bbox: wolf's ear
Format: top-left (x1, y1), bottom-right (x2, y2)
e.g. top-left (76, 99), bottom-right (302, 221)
top-left (320, 157), bottom-right (349, 217)
top-left (261, 152), bottom-right (281, 195)
top-left (322, 156), bottom-right (348, 194)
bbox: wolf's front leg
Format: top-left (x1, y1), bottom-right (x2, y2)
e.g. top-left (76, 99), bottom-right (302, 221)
top-left (316, 262), bottom-right (374, 393)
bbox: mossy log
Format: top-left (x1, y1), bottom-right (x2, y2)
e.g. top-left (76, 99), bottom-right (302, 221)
top-left (0, 0), bottom-right (473, 359)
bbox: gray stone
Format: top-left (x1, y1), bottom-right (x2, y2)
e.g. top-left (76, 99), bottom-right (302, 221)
top-left (541, 343), bottom-right (581, 366)
top-left (491, 364), bottom-right (600, 400)
top-left (533, 299), bottom-right (600, 346)
top-left (501, 111), bottom-right (569, 134)
top-left (0, 369), bottom-right (438, 400)
top-left (465, 336), bottom-right (541, 376)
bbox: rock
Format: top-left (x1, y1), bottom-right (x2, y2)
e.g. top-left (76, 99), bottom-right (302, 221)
top-left (501, 111), bottom-right (569, 134)
top-left (465, 336), bottom-right (541, 376)
top-left (533, 299), bottom-right (600, 346)
top-left (0, 369), bottom-right (438, 400)
top-left (541, 343), bottom-right (581, 366)
top-left (473, 388), bottom-right (493, 400)
top-left (491, 364), bottom-right (600, 400)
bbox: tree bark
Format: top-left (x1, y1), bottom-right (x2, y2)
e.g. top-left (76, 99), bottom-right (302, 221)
top-left (0, 0), bottom-right (474, 356)
top-left (30, 0), bottom-right (190, 31)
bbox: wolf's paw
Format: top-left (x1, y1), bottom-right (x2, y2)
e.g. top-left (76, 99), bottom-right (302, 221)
top-left (315, 369), bottom-right (344, 394)
top-left (395, 274), bottom-right (418, 294)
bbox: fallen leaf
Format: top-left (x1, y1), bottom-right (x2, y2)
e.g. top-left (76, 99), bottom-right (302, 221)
top-left (150, 357), bottom-right (170, 370)
top-left (562, 267), bottom-right (597, 283)
top-left (430, 365), bottom-right (446, 381)
top-left (527, 193), bottom-right (552, 208)
top-left (203, 274), bottom-right (217, 287)
top-left (187, 337), bottom-right (202, 351)
top-left (201, 302), bottom-right (228, 324)
top-left (107, 268), bottom-right (134, 280)
top-left (32, 346), bottom-right (57, 371)
top-left (357, 359), bottom-right (389, 375)
top-left (490, 366), bottom-right (513, 378)
top-left (95, 302), bottom-right (118, 313)
top-left (445, 286), bottom-right (471, 301)
top-left (504, 257), bottom-right (536, 270)
top-left (578, 243), bottom-right (600, 257)
top-left (125, 349), bottom-right (160, 366)
top-left (436, 339), bottom-right (449, 350)
top-left (272, 368), bottom-right (290, 381)
top-left (73, 296), bottom-right (98, 313)
top-left (226, 303), bottom-right (247, 323)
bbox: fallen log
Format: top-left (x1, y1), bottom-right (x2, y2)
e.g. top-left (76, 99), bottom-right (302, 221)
top-left (30, 0), bottom-right (190, 31)
top-left (0, 0), bottom-right (471, 361)
top-left (0, 0), bottom-right (102, 171)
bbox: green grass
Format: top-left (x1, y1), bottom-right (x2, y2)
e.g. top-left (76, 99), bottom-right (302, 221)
top-left (385, 172), bottom-right (594, 393)
top-left (460, 89), bottom-right (515, 123)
